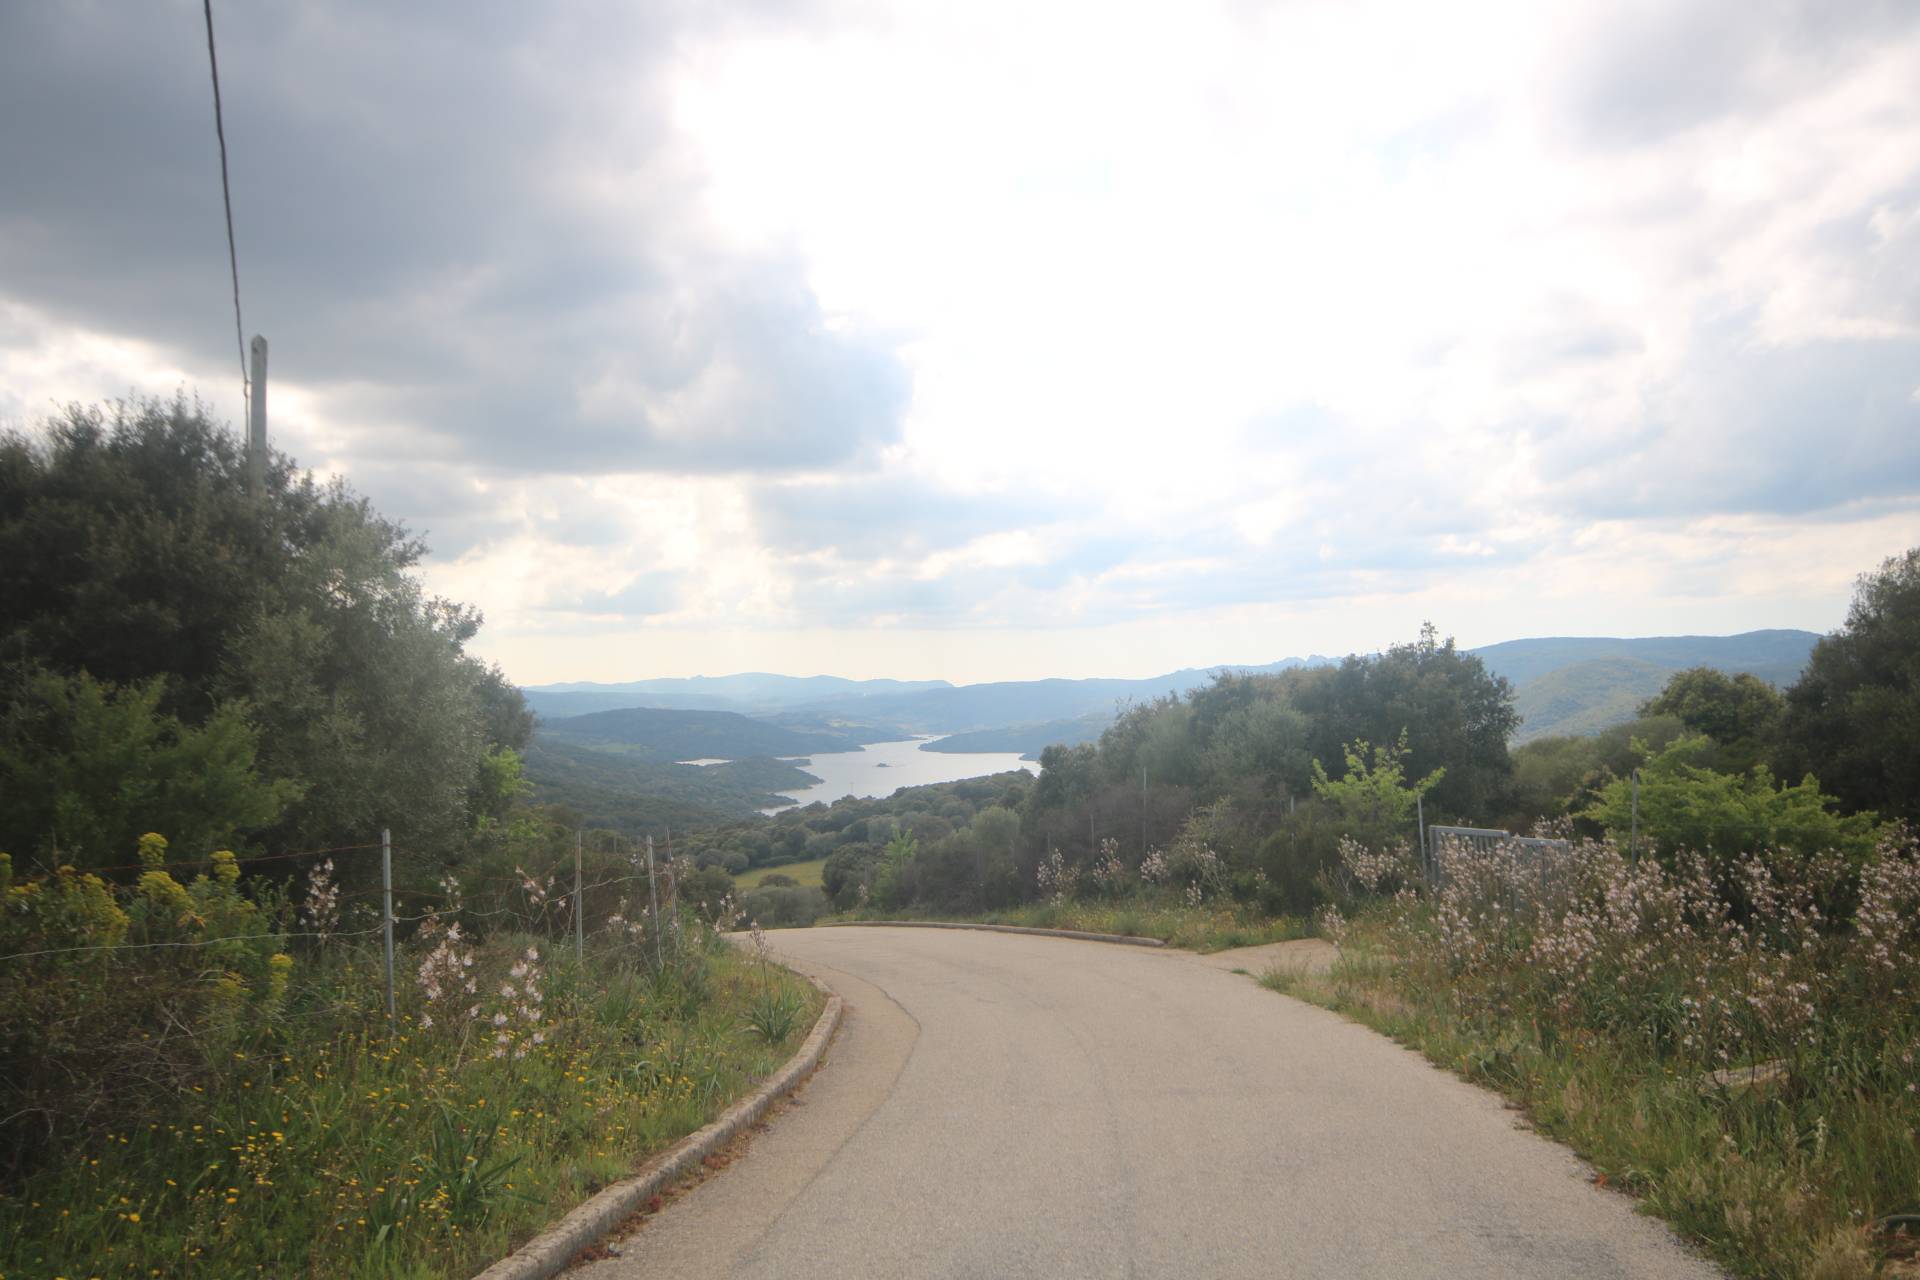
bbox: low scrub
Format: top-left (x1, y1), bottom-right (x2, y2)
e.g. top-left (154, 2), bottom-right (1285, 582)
top-left (1266, 831), bottom-right (1920, 1278)
top-left (0, 840), bottom-right (821, 1279)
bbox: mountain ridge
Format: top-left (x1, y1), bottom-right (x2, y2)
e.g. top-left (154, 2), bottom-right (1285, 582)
top-left (523, 630), bottom-right (1823, 745)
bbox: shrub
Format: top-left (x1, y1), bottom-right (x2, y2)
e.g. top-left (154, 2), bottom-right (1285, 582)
top-left (739, 884), bottom-right (830, 929)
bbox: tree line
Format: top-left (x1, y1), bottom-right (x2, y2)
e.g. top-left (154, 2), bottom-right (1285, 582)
top-left (683, 555), bottom-right (1918, 922)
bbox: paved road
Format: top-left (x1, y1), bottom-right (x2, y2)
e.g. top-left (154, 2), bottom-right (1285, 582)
top-left (580, 926), bottom-right (1722, 1280)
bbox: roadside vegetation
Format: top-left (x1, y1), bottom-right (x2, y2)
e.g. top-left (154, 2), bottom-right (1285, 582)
top-left (1266, 827), bottom-right (1918, 1278)
top-left (0, 400), bottom-right (823, 1278)
top-left (0, 839), bottom-right (819, 1278)
top-left (8, 396), bottom-right (1918, 1274)
top-left (702, 547), bottom-right (1920, 1273)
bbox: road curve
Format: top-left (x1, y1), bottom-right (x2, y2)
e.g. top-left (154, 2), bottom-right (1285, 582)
top-left (579, 926), bottom-right (1722, 1279)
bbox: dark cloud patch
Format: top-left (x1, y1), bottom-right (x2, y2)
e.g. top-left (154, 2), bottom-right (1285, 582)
top-left (1557, 0), bottom-right (1919, 148)
top-left (0, 0), bottom-right (907, 480)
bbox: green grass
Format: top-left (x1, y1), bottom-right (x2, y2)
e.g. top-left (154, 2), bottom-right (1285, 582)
top-left (0, 938), bottom-right (822, 1279)
top-left (734, 857), bottom-right (827, 890)
top-left (831, 899), bottom-right (1307, 953)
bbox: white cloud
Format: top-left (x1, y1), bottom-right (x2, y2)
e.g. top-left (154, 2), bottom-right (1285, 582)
top-left (3, 0), bottom-right (1918, 683)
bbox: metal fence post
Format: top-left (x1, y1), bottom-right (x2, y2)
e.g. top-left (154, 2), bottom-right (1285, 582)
top-left (645, 835), bottom-right (663, 969)
top-left (573, 829), bottom-right (584, 966)
top-left (1629, 769), bottom-right (1641, 862)
top-left (1416, 793), bottom-right (1426, 876)
top-left (381, 827), bottom-right (395, 1026)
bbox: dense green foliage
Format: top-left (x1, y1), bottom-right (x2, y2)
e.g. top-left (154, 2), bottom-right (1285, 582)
top-left (0, 671), bottom-right (300, 867)
top-left (1640, 667), bottom-right (1785, 775)
top-left (0, 839), bottom-right (818, 1277)
top-left (1779, 547), bottom-right (1920, 825)
top-left (1581, 735), bottom-right (1883, 874)
top-left (0, 398), bottom-right (531, 865)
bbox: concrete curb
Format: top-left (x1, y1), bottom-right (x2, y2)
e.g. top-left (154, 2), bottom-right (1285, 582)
top-left (822, 920), bottom-right (1166, 948)
top-left (469, 976), bottom-right (844, 1280)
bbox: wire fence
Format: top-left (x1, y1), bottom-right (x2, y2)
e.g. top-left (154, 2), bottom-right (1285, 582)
top-left (0, 826), bottom-right (729, 1029)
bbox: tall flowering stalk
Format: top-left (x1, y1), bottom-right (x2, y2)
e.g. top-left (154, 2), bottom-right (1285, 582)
top-left (1035, 848), bottom-right (1078, 903)
top-left (302, 858), bottom-right (341, 944)
top-left (414, 921), bottom-right (479, 1035)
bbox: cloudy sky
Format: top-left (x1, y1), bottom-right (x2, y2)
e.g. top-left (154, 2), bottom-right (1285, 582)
top-left (3, 1), bottom-right (1917, 686)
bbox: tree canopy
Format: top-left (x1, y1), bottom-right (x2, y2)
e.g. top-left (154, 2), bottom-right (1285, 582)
top-left (1640, 666), bottom-right (1783, 775)
top-left (1779, 546), bottom-right (1920, 824)
top-left (0, 398), bottom-right (530, 865)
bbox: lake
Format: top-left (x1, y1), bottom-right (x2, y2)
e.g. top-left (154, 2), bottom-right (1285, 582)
top-left (760, 736), bottom-right (1039, 814)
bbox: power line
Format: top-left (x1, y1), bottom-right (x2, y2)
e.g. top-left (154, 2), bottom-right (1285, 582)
top-left (201, 0), bottom-right (248, 415)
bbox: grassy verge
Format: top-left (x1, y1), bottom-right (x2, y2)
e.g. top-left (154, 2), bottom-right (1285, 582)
top-left (1263, 919), bottom-right (1917, 1279)
top-left (829, 900), bottom-right (1308, 952)
top-left (734, 857), bottom-right (827, 890)
top-left (1, 936), bottom-right (822, 1280)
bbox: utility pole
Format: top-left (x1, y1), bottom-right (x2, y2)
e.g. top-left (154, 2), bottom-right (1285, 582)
top-left (247, 334), bottom-right (267, 498)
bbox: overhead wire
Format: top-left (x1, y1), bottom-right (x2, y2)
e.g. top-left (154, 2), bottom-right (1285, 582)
top-left (200, 0), bottom-right (248, 415)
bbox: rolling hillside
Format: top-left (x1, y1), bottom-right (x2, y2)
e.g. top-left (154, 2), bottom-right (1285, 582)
top-left (1478, 630), bottom-right (1821, 742)
top-left (522, 630), bottom-right (1824, 765)
top-left (920, 713), bottom-right (1113, 759)
top-left (539, 706), bottom-right (884, 761)
top-left (1471, 630), bottom-right (1818, 690)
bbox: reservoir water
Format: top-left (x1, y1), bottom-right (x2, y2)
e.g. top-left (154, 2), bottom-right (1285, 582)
top-left (761, 736), bottom-right (1039, 814)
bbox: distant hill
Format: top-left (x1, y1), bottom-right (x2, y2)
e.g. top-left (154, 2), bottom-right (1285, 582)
top-left (786, 658), bottom-right (1330, 733)
top-left (527, 673), bottom-right (950, 718)
top-left (1508, 658), bottom-right (1673, 743)
top-left (525, 689), bottom-right (739, 719)
top-left (539, 706), bottom-right (882, 762)
top-left (521, 630), bottom-right (1823, 760)
top-left (1475, 630), bottom-right (1821, 742)
top-left (920, 713), bottom-right (1113, 759)
top-left (526, 659), bottom-right (1333, 733)
top-left (1470, 631), bottom-right (1818, 690)
top-left (521, 738), bottom-right (814, 831)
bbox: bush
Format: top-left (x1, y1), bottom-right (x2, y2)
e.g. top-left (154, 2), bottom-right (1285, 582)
top-left (0, 836), bottom-right (284, 1177)
top-left (739, 884), bottom-right (830, 929)
top-left (0, 672), bottom-right (299, 868)
top-left (0, 835), bottom-right (821, 1278)
top-left (1580, 734), bottom-right (1883, 917)
top-left (1289, 830), bottom-right (1920, 1277)
top-left (1255, 801), bottom-right (1346, 914)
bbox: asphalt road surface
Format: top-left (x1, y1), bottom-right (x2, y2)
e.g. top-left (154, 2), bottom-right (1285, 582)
top-left (580, 926), bottom-right (1722, 1280)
